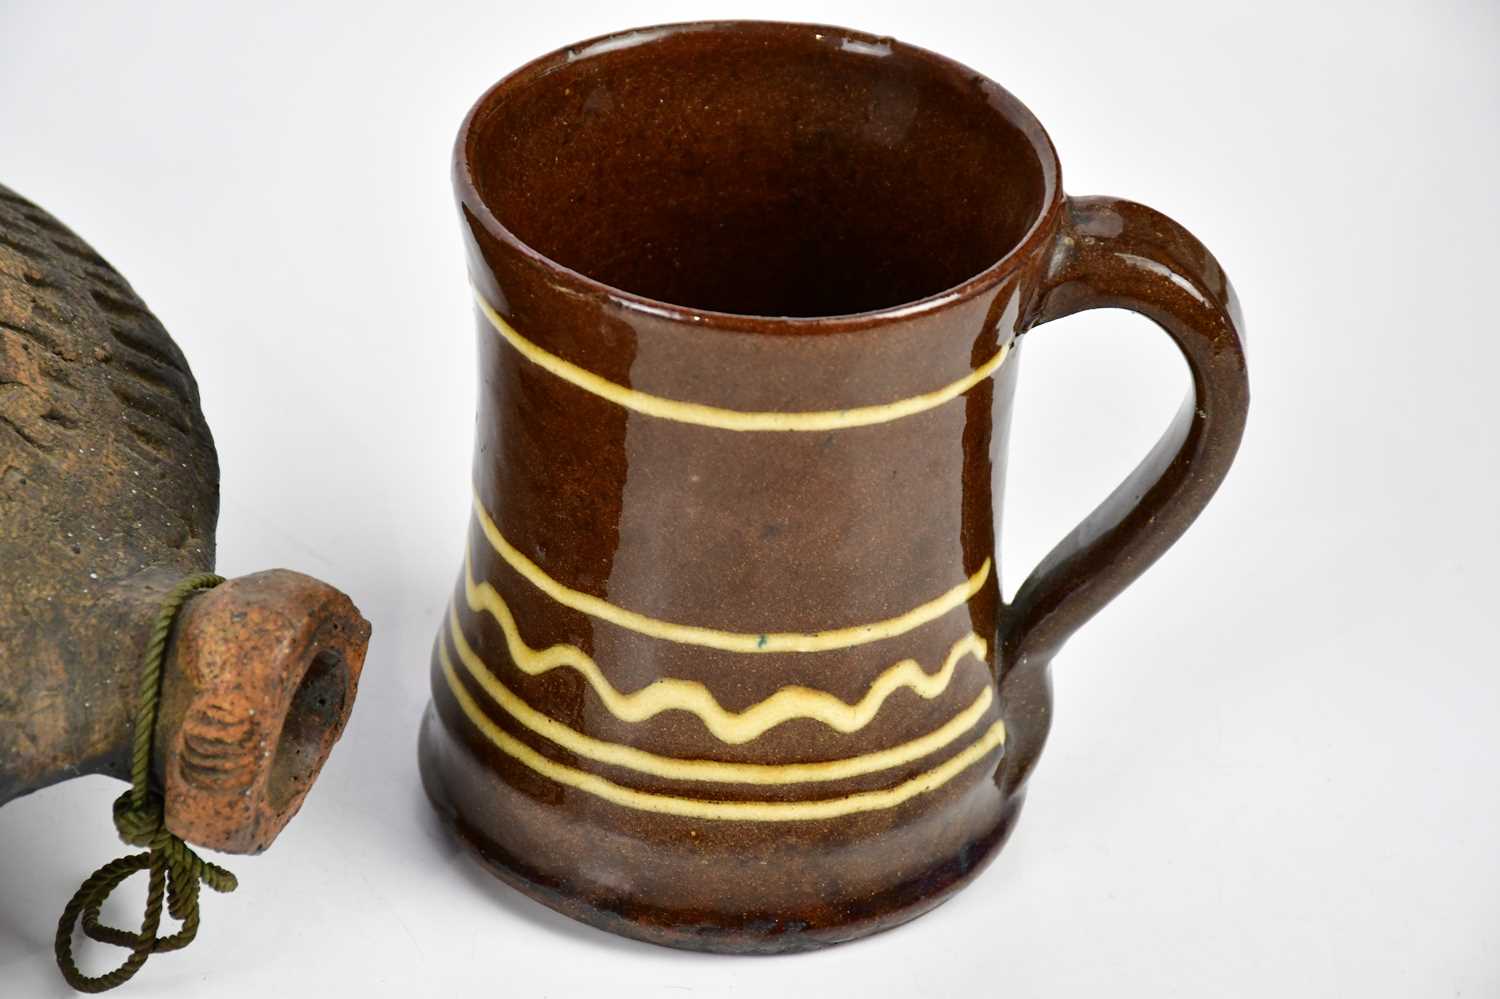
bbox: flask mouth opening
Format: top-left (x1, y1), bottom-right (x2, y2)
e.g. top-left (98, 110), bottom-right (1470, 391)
top-left (159, 570), bottom-right (370, 854)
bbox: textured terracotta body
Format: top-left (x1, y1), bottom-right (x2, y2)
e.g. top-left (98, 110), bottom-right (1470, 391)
top-left (420, 22), bottom-right (1249, 952)
top-left (0, 185), bottom-right (370, 854)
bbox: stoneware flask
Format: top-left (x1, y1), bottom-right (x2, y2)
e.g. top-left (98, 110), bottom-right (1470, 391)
top-left (0, 184), bottom-right (370, 853)
top-left (419, 21), bottom-right (1249, 952)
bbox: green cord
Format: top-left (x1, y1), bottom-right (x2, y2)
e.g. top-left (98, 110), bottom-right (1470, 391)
top-left (55, 572), bottom-right (239, 993)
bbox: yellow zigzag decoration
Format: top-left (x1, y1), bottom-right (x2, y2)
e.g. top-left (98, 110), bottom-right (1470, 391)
top-left (473, 287), bottom-right (1013, 433)
top-left (443, 613), bottom-right (996, 783)
top-left (461, 555), bottom-right (990, 745)
top-left (472, 494), bottom-right (991, 655)
top-left (438, 648), bottom-right (1008, 822)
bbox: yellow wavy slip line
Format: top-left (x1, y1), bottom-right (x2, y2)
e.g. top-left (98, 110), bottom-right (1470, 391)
top-left (461, 559), bottom-right (990, 744)
top-left (443, 614), bottom-right (996, 784)
top-left (439, 645), bottom-right (1007, 822)
top-left (473, 287), bottom-right (1012, 433)
top-left (472, 496), bottom-right (990, 655)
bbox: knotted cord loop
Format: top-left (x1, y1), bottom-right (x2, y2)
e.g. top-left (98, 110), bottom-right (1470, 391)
top-left (55, 572), bottom-right (237, 993)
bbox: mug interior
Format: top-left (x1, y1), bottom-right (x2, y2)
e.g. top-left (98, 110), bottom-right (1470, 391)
top-left (463, 24), bottom-right (1055, 319)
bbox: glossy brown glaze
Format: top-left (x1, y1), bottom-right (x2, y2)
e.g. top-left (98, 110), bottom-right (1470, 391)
top-left (420, 21), bottom-right (1249, 952)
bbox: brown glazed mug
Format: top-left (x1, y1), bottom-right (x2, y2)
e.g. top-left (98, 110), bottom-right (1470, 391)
top-left (419, 21), bottom-right (1249, 952)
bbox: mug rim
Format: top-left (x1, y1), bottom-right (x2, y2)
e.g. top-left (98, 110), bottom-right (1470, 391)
top-left (453, 20), bottom-right (1065, 332)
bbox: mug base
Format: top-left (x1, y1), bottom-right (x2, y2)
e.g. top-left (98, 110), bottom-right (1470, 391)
top-left (418, 703), bottom-right (1025, 954)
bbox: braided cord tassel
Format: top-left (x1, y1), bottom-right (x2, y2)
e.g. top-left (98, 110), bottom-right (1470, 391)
top-left (55, 573), bottom-right (238, 993)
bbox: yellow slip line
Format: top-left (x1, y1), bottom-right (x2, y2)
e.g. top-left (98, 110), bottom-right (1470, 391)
top-left (439, 646), bottom-right (1006, 821)
top-left (460, 561), bottom-right (989, 744)
top-left (473, 496), bottom-right (990, 655)
top-left (473, 287), bottom-right (1011, 432)
top-left (443, 612), bottom-right (996, 783)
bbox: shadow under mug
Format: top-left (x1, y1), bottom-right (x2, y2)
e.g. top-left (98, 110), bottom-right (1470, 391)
top-left (420, 20), bottom-right (1249, 952)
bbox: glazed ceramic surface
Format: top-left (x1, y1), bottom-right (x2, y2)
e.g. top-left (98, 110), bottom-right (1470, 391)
top-left (419, 21), bottom-right (1249, 952)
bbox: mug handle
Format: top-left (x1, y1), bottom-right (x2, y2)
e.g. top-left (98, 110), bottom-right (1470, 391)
top-left (997, 195), bottom-right (1250, 789)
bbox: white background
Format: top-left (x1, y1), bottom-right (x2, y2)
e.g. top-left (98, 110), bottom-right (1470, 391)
top-left (2, 1), bottom-right (1497, 996)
